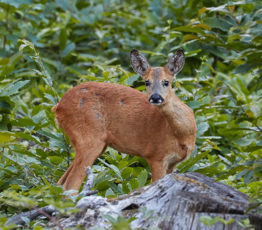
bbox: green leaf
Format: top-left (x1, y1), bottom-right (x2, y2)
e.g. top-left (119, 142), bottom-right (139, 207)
top-left (15, 132), bottom-right (41, 143)
top-left (98, 158), bottom-right (123, 180)
top-left (0, 0), bottom-right (32, 8)
top-left (11, 117), bottom-right (39, 127)
top-left (95, 180), bottom-right (109, 191)
top-left (108, 181), bottom-right (123, 195)
top-left (174, 25), bottom-right (206, 35)
top-left (104, 214), bottom-right (117, 223)
top-left (121, 167), bottom-right (133, 179)
top-left (218, 217), bottom-right (235, 225)
top-left (0, 96), bottom-right (14, 113)
top-left (0, 80), bottom-right (30, 96)
top-left (56, 0), bottom-right (78, 14)
top-left (59, 28), bottom-right (68, 50)
top-left (137, 169), bottom-right (148, 187)
top-left (129, 178), bottom-right (139, 190)
top-left (0, 52), bottom-right (23, 79)
top-left (0, 131), bottom-right (16, 145)
top-left (49, 156), bottom-right (64, 165)
top-left (33, 226), bottom-right (45, 230)
top-left (179, 150), bottom-right (210, 173)
top-left (61, 42), bottom-right (75, 57)
top-left (197, 122), bottom-right (209, 137)
top-left (203, 16), bottom-right (232, 31)
top-left (105, 188), bottom-right (115, 197)
top-left (199, 216), bottom-right (219, 226)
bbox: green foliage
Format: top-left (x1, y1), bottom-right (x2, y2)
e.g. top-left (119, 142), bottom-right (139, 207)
top-left (0, 0), bottom-right (261, 228)
top-left (200, 215), bottom-right (255, 229)
top-left (93, 149), bottom-right (150, 197)
top-left (104, 215), bottom-right (134, 230)
top-left (199, 216), bottom-right (235, 226)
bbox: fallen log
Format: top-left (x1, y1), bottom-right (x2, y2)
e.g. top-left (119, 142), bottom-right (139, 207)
top-left (60, 172), bottom-right (261, 229)
top-left (7, 171), bottom-right (262, 229)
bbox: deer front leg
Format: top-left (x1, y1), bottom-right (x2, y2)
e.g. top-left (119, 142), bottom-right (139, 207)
top-left (148, 159), bottom-right (166, 182)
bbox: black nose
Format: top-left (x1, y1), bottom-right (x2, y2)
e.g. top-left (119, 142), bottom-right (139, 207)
top-left (149, 94), bottom-right (164, 104)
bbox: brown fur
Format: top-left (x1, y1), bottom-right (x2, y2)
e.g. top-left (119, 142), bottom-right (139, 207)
top-left (54, 67), bottom-right (196, 191)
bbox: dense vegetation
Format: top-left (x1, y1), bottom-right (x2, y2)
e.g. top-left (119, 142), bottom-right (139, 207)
top-left (0, 0), bottom-right (261, 228)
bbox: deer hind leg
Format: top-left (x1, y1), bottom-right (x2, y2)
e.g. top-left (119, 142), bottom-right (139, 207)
top-left (58, 138), bottom-right (106, 191)
top-left (58, 163), bottom-right (73, 186)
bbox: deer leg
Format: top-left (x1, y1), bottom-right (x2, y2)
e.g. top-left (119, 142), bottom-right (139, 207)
top-left (148, 159), bottom-right (166, 182)
top-left (165, 153), bottom-right (188, 174)
top-left (60, 139), bottom-right (106, 191)
top-left (166, 162), bottom-right (179, 174)
top-left (57, 163), bottom-right (74, 186)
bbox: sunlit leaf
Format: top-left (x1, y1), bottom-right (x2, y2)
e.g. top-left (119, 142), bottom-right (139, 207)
top-left (0, 131), bottom-right (16, 145)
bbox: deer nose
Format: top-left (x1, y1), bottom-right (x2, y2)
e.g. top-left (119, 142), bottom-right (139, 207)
top-left (149, 94), bottom-right (164, 104)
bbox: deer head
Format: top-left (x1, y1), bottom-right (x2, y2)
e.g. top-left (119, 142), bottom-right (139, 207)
top-left (130, 49), bottom-right (185, 106)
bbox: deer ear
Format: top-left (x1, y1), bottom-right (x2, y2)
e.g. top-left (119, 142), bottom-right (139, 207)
top-left (130, 49), bottom-right (150, 76)
top-left (166, 49), bottom-right (185, 75)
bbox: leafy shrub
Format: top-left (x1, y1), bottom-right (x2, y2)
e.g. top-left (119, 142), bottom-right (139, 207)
top-left (0, 0), bottom-right (261, 227)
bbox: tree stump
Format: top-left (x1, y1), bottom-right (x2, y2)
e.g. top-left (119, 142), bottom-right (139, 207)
top-left (59, 172), bottom-right (261, 229)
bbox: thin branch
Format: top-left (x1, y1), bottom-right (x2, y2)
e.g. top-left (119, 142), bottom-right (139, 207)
top-left (3, 5), bottom-right (9, 50)
top-left (5, 205), bottom-right (56, 227)
top-left (62, 134), bottom-right (71, 167)
top-left (38, 208), bottom-right (64, 230)
top-left (80, 167), bottom-right (98, 196)
top-left (32, 46), bottom-right (60, 104)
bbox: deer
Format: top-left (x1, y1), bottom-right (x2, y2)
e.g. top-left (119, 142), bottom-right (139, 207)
top-left (52, 49), bottom-right (197, 191)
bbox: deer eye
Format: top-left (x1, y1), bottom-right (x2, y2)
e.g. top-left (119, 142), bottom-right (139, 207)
top-left (163, 80), bottom-right (169, 87)
top-left (145, 80), bottom-right (150, 87)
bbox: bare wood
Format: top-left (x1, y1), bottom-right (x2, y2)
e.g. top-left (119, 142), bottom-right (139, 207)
top-left (53, 49), bottom-right (197, 191)
top-left (6, 172), bottom-right (261, 229)
top-left (58, 172), bottom-right (261, 229)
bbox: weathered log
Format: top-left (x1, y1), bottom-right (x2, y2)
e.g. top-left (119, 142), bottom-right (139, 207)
top-left (59, 172), bottom-right (261, 229)
top-left (7, 171), bottom-right (262, 229)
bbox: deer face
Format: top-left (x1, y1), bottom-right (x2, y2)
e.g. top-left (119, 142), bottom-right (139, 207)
top-left (143, 67), bottom-right (172, 105)
top-left (130, 49), bottom-right (185, 106)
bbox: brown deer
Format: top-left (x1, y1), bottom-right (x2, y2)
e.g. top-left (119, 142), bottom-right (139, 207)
top-left (53, 49), bottom-right (197, 191)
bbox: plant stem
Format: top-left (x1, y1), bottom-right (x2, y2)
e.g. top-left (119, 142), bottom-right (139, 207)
top-left (32, 46), bottom-right (59, 104)
top-left (3, 5), bottom-right (9, 51)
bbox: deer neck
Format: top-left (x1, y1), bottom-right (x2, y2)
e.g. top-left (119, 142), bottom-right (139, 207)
top-left (158, 91), bottom-right (196, 138)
